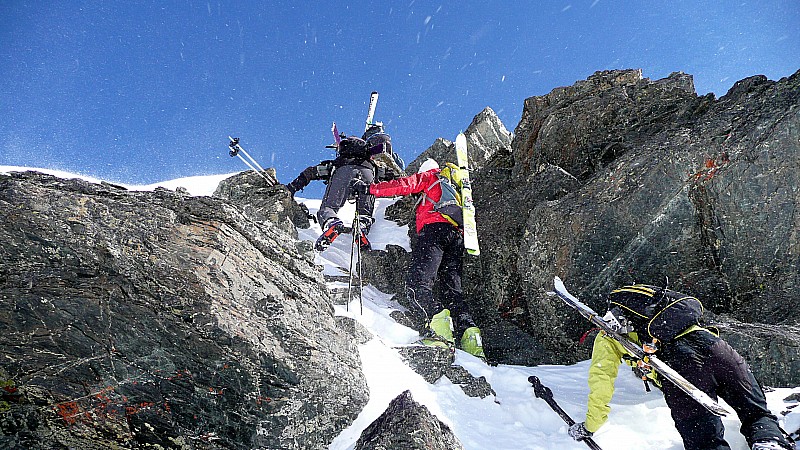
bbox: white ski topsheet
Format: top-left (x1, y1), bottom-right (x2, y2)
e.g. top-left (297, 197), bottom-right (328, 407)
top-left (365, 91), bottom-right (379, 131)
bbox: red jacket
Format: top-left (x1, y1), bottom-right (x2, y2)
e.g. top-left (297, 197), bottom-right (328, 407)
top-left (369, 168), bottom-right (454, 234)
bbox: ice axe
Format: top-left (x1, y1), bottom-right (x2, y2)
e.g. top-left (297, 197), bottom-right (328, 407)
top-left (528, 376), bottom-right (602, 450)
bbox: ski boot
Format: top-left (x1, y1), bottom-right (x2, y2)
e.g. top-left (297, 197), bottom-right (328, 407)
top-left (356, 217), bottom-right (373, 251)
top-left (357, 231), bottom-right (371, 251)
top-left (420, 309), bottom-right (455, 350)
top-left (315, 219), bottom-right (344, 251)
top-left (460, 327), bottom-right (485, 359)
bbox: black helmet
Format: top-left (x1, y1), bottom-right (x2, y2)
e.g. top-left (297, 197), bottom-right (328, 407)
top-left (607, 284), bottom-right (662, 325)
top-left (363, 123), bottom-right (392, 155)
top-left (362, 122), bottom-right (384, 140)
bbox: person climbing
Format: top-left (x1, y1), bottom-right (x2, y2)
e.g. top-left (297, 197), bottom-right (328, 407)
top-left (568, 284), bottom-right (794, 450)
top-left (286, 123), bottom-right (402, 252)
top-left (351, 158), bottom-right (485, 358)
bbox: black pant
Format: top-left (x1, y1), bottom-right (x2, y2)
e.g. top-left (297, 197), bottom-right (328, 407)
top-left (317, 164), bottom-right (375, 229)
top-left (658, 331), bottom-right (791, 450)
top-left (406, 223), bottom-right (475, 336)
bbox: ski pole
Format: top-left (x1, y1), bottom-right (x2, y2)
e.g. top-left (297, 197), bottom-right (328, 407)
top-left (528, 376), bottom-right (603, 450)
top-left (347, 213), bottom-right (356, 313)
top-left (347, 196), bottom-right (364, 314)
top-left (228, 137), bottom-right (277, 185)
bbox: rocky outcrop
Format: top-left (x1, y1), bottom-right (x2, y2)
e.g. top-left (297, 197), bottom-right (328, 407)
top-left (0, 172), bottom-right (368, 449)
top-left (353, 390), bottom-right (463, 450)
top-left (512, 70), bottom-right (700, 180)
top-left (214, 170), bottom-right (311, 235)
top-left (404, 106), bottom-right (511, 175)
top-left (397, 346), bottom-right (495, 399)
top-left (471, 69), bottom-right (800, 386)
top-left (716, 317), bottom-right (800, 387)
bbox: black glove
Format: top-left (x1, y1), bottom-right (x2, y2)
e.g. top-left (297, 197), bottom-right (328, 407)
top-left (568, 422), bottom-right (593, 441)
top-left (285, 183), bottom-right (298, 195)
top-left (351, 179), bottom-right (370, 196)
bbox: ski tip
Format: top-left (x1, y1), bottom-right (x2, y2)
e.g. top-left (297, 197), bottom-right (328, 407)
top-left (371, 91), bottom-right (378, 95)
top-left (553, 276), bottom-right (566, 291)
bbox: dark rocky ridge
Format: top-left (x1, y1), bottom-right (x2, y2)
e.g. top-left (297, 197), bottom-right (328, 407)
top-left (0, 172), bottom-right (367, 449)
top-left (469, 69), bottom-right (800, 386)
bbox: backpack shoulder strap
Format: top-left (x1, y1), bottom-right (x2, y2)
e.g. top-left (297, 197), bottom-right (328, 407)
top-left (415, 177), bottom-right (444, 207)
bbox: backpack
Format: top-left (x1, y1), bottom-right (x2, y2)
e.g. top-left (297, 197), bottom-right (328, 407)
top-left (420, 162), bottom-right (464, 227)
top-left (338, 136), bottom-right (371, 158)
top-left (608, 285), bottom-right (705, 343)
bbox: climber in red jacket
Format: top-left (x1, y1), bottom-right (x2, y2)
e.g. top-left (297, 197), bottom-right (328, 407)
top-left (352, 158), bottom-right (484, 358)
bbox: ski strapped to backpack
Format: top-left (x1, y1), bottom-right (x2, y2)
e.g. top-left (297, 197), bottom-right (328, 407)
top-left (331, 122), bottom-right (343, 146)
top-left (360, 91), bottom-right (406, 175)
top-left (456, 133), bottom-right (479, 255)
top-left (365, 91), bottom-right (378, 132)
top-left (551, 276), bottom-right (731, 417)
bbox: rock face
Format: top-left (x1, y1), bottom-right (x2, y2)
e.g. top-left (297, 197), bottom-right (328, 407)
top-left (213, 170), bottom-right (312, 235)
top-left (353, 390), bottom-right (463, 450)
top-left (0, 172), bottom-right (368, 449)
top-left (472, 69), bottom-right (800, 386)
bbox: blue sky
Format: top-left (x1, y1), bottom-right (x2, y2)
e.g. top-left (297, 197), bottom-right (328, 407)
top-left (1, 1), bottom-right (798, 197)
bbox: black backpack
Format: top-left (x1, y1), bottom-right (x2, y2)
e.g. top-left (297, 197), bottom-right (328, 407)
top-left (608, 285), bottom-right (705, 343)
top-left (338, 136), bottom-right (371, 158)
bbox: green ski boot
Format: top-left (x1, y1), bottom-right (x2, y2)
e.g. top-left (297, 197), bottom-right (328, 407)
top-left (461, 327), bottom-right (485, 358)
top-left (421, 309), bottom-right (455, 348)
